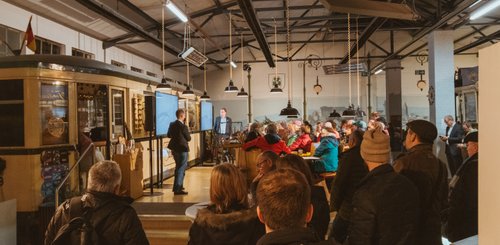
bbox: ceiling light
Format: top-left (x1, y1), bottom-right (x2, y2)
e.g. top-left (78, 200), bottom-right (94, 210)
top-left (200, 91), bottom-right (210, 100)
top-left (224, 80), bottom-right (239, 93)
top-left (156, 77), bottom-right (172, 91)
top-left (279, 100), bottom-right (300, 117)
top-left (165, 0), bottom-right (188, 23)
top-left (182, 85), bottom-right (195, 97)
top-left (270, 84), bottom-right (283, 94)
top-left (375, 69), bottom-right (383, 75)
top-left (181, 47), bottom-right (208, 67)
top-left (230, 60), bottom-right (237, 69)
top-left (237, 87), bottom-right (248, 97)
top-left (470, 0), bottom-right (500, 20)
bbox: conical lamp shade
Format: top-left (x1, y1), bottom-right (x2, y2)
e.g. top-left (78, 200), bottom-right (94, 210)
top-left (157, 77), bottom-right (172, 91)
top-left (270, 83), bottom-right (283, 94)
top-left (182, 85), bottom-right (195, 97)
top-left (279, 100), bottom-right (300, 116)
top-left (200, 91), bottom-right (210, 100)
top-left (237, 87), bottom-right (248, 97)
top-left (224, 80), bottom-right (239, 93)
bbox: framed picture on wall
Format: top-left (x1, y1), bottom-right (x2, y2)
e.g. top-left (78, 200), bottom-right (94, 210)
top-left (268, 73), bottom-right (286, 90)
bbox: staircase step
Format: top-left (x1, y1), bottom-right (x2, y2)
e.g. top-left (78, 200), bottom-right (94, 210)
top-left (139, 214), bottom-right (193, 231)
top-left (145, 229), bottom-right (189, 245)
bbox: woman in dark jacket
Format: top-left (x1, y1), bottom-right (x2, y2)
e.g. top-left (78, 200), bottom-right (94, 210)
top-left (329, 129), bottom-right (368, 243)
top-left (188, 164), bottom-right (265, 245)
top-left (276, 154), bottom-right (330, 240)
top-left (245, 122), bottom-right (262, 143)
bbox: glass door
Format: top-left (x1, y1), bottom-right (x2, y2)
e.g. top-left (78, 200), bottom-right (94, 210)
top-left (110, 88), bottom-right (125, 142)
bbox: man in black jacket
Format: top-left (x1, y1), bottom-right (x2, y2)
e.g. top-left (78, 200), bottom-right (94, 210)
top-left (44, 161), bottom-right (149, 245)
top-left (393, 119), bottom-right (448, 245)
top-left (440, 115), bottom-right (465, 175)
top-left (167, 109), bottom-right (191, 195)
top-left (256, 168), bottom-right (332, 245)
top-left (444, 131), bottom-right (478, 242)
top-left (347, 127), bottom-right (419, 245)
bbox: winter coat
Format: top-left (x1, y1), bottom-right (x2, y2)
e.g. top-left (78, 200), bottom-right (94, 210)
top-left (44, 191), bottom-right (149, 245)
top-left (246, 131), bottom-right (261, 143)
top-left (444, 153), bottom-right (478, 242)
top-left (289, 134), bottom-right (312, 152)
top-left (243, 134), bottom-right (291, 155)
top-left (313, 135), bottom-right (339, 172)
top-left (188, 205), bottom-right (266, 245)
top-left (330, 145), bottom-right (368, 220)
top-left (309, 186), bottom-right (330, 240)
top-left (393, 144), bottom-right (448, 245)
top-left (256, 227), bottom-right (333, 245)
top-left (347, 164), bottom-right (419, 245)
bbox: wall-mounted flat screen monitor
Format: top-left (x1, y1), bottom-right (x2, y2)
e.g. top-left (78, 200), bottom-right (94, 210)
top-left (200, 101), bottom-right (213, 131)
top-left (155, 92), bottom-right (178, 136)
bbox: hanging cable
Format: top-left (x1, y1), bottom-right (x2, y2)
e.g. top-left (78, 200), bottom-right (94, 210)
top-left (286, 0), bottom-right (292, 102)
top-left (356, 16), bottom-right (360, 108)
top-left (347, 13), bottom-right (352, 106)
top-left (274, 18), bottom-right (278, 82)
top-left (229, 12), bottom-right (233, 80)
top-left (241, 32), bottom-right (244, 87)
top-left (204, 38), bottom-right (207, 92)
top-left (162, 3), bottom-right (165, 77)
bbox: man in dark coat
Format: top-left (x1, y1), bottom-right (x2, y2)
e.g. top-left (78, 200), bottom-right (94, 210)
top-left (256, 168), bottom-right (333, 245)
top-left (167, 109), bottom-right (191, 195)
top-left (347, 127), bottom-right (419, 245)
top-left (444, 131), bottom-right (478, 242)
top-left (393, 119), bottom-right (448, 245)
top-left (44, 161), bottom-right (149, 245)
top-left (440, 115), bottom-right (465, 175)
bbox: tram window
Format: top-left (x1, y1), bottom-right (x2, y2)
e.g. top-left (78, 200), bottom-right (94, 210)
top-left (0, 79), bottom-right (24, 147)
top-left (40, 82), bottom-right (69, 145)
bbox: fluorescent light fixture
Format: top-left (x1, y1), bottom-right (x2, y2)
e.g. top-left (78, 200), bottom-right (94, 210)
top-left (166, 1), bottom-right (188, 23)
top-left (470, 0), bottom-right (500, 20)
top-left (230, 61), bottom-right (237, 69)
top-left (469, 0), bottom-right (482, 9)
top-left (375, 69), bottom-right (383, 75)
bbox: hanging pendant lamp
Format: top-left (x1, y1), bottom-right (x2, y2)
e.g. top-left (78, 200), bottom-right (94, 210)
top-left (224, 12), bottom-right (239, 93)
top-left (342, 13), bottom-right (354, 117)
top-left (279, 0), bottom-right (299, 117)
top-left (237, 33), bottom-right (248, 98)
top-left (270, 19), bottom-right (283, 94)
top-left (354, 17), bottom-right (366, 117)
top-left (157, 5), bottom-right (172, 92)
top-left (200, 39), bottom-right (210, 100)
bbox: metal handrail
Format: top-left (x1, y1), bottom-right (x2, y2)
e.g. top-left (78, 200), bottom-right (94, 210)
top-left (55, 143), bottom-right (95, 207)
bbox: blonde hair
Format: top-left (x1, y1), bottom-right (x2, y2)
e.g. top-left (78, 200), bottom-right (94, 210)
top-left (210, 164), bottom-right (248, 213)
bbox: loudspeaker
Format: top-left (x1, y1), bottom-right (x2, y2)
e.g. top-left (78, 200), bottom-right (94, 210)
top-left (145, 95), bottom-right (155, 132)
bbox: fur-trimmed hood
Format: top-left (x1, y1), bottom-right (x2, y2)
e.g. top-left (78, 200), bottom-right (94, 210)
top-left (194, 207), bottom-right (258, 230)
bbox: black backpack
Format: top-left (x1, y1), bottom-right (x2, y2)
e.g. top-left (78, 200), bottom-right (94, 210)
top-left (51, 197), bottom-right (117, 245)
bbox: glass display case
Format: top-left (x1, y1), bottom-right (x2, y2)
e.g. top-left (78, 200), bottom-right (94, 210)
top-left (77, 83), bottom-right (108, 142)
top-left (40, 81), bottom-right (69, 145)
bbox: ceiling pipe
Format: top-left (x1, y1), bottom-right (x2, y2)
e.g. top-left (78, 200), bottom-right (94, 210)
top-left (237, 0), bottom-right (275, 67)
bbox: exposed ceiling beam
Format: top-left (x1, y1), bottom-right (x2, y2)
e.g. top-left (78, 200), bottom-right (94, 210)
top-left (75, 0), bottom-right (179, 57)
top-left (319, 0), bottom-right (418, 20)
top-left (237, 0), bottom-right (275, 67)
top-left (455, 29), bottom-right (500, 54)
top-left (339, 17), bottom-right (387, 64)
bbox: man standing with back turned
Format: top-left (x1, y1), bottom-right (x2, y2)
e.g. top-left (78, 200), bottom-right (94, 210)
top-left (394, 119), bottom-right (448, 245)
top-left (167, 109), bottom-right (191, 195)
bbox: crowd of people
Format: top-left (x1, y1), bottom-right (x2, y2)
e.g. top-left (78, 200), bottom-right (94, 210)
top-left (43, 109), bottom-right (478, 245)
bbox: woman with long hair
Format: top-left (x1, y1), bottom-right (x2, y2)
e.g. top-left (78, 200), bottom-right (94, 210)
top-left (188, 164), bottom-right (265, 245)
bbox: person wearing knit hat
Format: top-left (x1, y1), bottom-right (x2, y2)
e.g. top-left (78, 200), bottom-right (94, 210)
top-left (360, 127), bottom-right (390, 164)
top-left (348, 127), bottom-right (419, 245)
top-left (393, 119), bottom-right (448, 245)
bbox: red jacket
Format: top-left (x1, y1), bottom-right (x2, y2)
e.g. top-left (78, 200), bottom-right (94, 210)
top-left (289, 134), bottom-right (312, 152)
top-left (243, 134), bottom-right (291, 155)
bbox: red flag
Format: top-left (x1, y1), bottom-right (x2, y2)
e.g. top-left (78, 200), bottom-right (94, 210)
top-left (23, 16), bottom-right (36, 52)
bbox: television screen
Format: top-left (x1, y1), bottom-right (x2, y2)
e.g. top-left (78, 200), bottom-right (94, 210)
top-left (200, 101), bottom-right (213, 131)
top-left (155, 92), bottom-right (178, 136)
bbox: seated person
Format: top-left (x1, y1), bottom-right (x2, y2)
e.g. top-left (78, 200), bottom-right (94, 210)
top-left (276, 155), bottom-right (330, 240)
top-left (256, 168), bottom-right (333, 245)
top-left (243, 123), bottom-right (291, 155)
top-left (289, 126), bottom-right (312, 153)
top-left (313, 127), bottom-right (339, 173)
top-left (249, 151), bottom-right (279, 207)
top-left (245, 122), bottom-right (263, 143)
top-left (188, 164), bottom-right (265, 245)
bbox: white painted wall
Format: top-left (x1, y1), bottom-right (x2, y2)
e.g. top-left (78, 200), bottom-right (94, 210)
top-left (478, 42), bottom-right (500, 244)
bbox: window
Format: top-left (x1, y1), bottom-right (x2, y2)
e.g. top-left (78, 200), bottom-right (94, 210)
top-left (0, 80), bottom-right (24, 146)
top-left (111, 60), bottom-right (126, 69)
top-left (0, 24), bottom-right (22, 57)
top-left (35, 37), bottom-right (63, 55)
top-left (40, 81), bottom-right (69, 145)
top-left (72, 48), bottom-right (95, 59)
top-left (146, 71), bottom-right (157, 77)
top-left (131, 66), bottom-right (143, 73)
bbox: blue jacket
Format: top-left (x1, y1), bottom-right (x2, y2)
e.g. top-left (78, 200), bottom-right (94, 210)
top-left (314, 135), bottom-right (339, 172)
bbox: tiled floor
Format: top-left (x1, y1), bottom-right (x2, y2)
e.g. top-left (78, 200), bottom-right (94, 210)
top-left (135, 166), bottom-right (212, 204)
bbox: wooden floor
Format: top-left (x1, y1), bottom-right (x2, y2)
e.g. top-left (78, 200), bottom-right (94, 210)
top-left (135, 165), bottom-right (212, 205)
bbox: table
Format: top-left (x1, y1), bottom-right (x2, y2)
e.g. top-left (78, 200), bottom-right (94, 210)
top-left (185, 201), bottom-right (210, 221)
